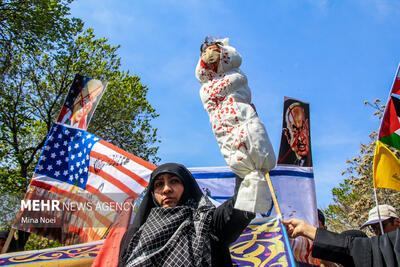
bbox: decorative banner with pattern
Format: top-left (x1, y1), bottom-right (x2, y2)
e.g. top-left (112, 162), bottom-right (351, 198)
top-left (0, 240), bottom-right (102, 266)
top-left (230, 216), bottom-right (295, 267)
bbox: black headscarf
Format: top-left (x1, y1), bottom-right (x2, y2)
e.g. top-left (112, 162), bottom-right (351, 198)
top-left (118, 163), bottom-right (212, 267)
top-left (131, 163), bottom-right (203, 229)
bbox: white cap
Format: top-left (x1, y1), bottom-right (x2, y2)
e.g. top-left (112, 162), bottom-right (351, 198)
top-left (361, 204), bottom-right (399, 229)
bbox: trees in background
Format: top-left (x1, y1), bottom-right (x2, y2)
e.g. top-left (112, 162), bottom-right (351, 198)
top-left (324, 99), bottom-right (400, 234)
top-left (0, 0), bottom-right (82, 76)
top-left (0, 0), bottom-right (160, 251)
top-left (0, 1), bottom-right (160, 196)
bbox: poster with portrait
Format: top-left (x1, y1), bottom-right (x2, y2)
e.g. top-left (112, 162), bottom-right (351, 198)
top-left (56, 74), bottom-right (107, 130)
top-left (277, 97), bottom-right (312, 167)
top-left (274, 97), bottom-right (318, 266)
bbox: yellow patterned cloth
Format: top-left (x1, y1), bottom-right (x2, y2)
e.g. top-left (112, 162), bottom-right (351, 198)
top-left (230, 217), bottom-right (295, 266)
top-left (0, 240), bottom-right (102, 266)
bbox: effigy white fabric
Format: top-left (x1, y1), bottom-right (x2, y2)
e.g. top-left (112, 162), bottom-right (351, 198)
top-left (195, 38), bottom-right (276, 213)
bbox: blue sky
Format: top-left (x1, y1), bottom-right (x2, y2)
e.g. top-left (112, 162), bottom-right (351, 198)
top-left (69, 0), bottom-right (400, 208)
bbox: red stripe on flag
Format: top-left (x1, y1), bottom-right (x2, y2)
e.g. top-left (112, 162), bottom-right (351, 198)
top-left (88, 165), bottom-right (137, 196)
top-left (90, 151), bottom-right (149, 188)
top-left (86, 184), bottom-right (134, 204)
top-left (66, 225), bottom-right (92, 244)
top-left (29, 180), bottom-right (114, 231)
top-left (30, 180), bottom-right (87, 203)
top-left (98, 139), bottom-right (157, 171)
top-left (67, 207), bottom-right (112, 239)
top-left (56, 106), bottom-right (71, 123)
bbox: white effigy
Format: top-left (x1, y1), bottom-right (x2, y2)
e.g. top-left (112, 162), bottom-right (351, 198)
top-left (195, 38), bottom-right (276, 213)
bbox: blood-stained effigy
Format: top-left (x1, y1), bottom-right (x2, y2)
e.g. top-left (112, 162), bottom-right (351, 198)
top-left (195, 37), bottom-right (276, 213)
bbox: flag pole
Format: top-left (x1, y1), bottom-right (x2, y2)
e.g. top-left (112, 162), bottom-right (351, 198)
top-left (373, 140), bottom-right (384, 234)
top-left (373, 186), bottom-right (384, 234)
top-left (265, 173), bottom-right (281, 216)
top-left (1, 228), bottom-right (16, 254)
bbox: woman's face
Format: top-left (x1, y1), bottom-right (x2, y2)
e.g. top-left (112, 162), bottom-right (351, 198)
top-left (153, 173), bottom-right (184, 207)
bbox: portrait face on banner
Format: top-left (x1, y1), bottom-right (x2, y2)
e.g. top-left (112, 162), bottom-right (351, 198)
top-left (70, 79), bottom-right (104, 128)
top-left (278, 97), bottom-right (312, 167)
top-left (56, 74), bottom-right (107, 130)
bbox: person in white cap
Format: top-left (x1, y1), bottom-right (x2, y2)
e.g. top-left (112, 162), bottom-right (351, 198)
top-left (360, 204), bottom-right (400, 235)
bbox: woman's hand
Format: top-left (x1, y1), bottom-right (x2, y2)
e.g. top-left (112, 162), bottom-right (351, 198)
top-left (282, 218), bottom-right (317, 240)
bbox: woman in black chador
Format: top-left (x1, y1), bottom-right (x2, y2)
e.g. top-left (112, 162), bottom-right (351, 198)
top-left (118, 163), bottom-right (254, 267)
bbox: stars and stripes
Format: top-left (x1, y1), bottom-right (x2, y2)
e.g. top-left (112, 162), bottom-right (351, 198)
top-left (19, 123), bottom-right (156, 244)
top-left (36, 124), bottom-right (99, 189)
top-left (33, 123), bottom-right (155, 199)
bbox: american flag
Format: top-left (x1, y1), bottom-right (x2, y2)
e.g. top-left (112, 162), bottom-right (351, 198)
top-left (16, 123), bottom-right (155, 244)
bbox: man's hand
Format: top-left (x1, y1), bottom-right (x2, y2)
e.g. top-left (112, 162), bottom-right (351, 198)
top-left (282, 218), bottom-right (317, 240)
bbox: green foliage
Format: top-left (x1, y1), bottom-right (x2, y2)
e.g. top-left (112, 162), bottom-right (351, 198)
top-left (0, 0), bottom-right (82, 195)
top-left (24, 233), bottom-right (62, 251)
top-left (0, 0), bottom-right (160, 254)
top-left (0, 0), bottom-right (83, 76)
top-left (0, 0), bottom-right (80, 45)
top-left (70, 29), bottom-right (161, 162)
top-left (0, 2), bottom-right (160, 195)
top-left (0, 188), bottom-right (22, 228)
top-left (0, 168), bottom-right (27, 197)
top-left (0, 0), bottom-right (160, 252)
top-left (324, 99), bottom-right (400, 235)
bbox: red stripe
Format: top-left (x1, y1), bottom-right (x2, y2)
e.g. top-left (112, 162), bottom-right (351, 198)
top-left (30, 180), bottom-right (87, 203)
top-left (86, 184), bottom-right (136, 203)
top-left (90, 151), bottom-right (149, 188)
top-left (29, 180), bottom-right (113, 224)
top-left (98, 139), bottom-right (157, 171)
top-left (28, 180), bottom-right (115, 237)
top-left (88, 165), bottom-right (137, 196)
top-left (56, 106), bottom-right (71, 123)
top-left (66, 225), bottom-right (92, 244)
top-left (68, 208), bottom-right (111, 241)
